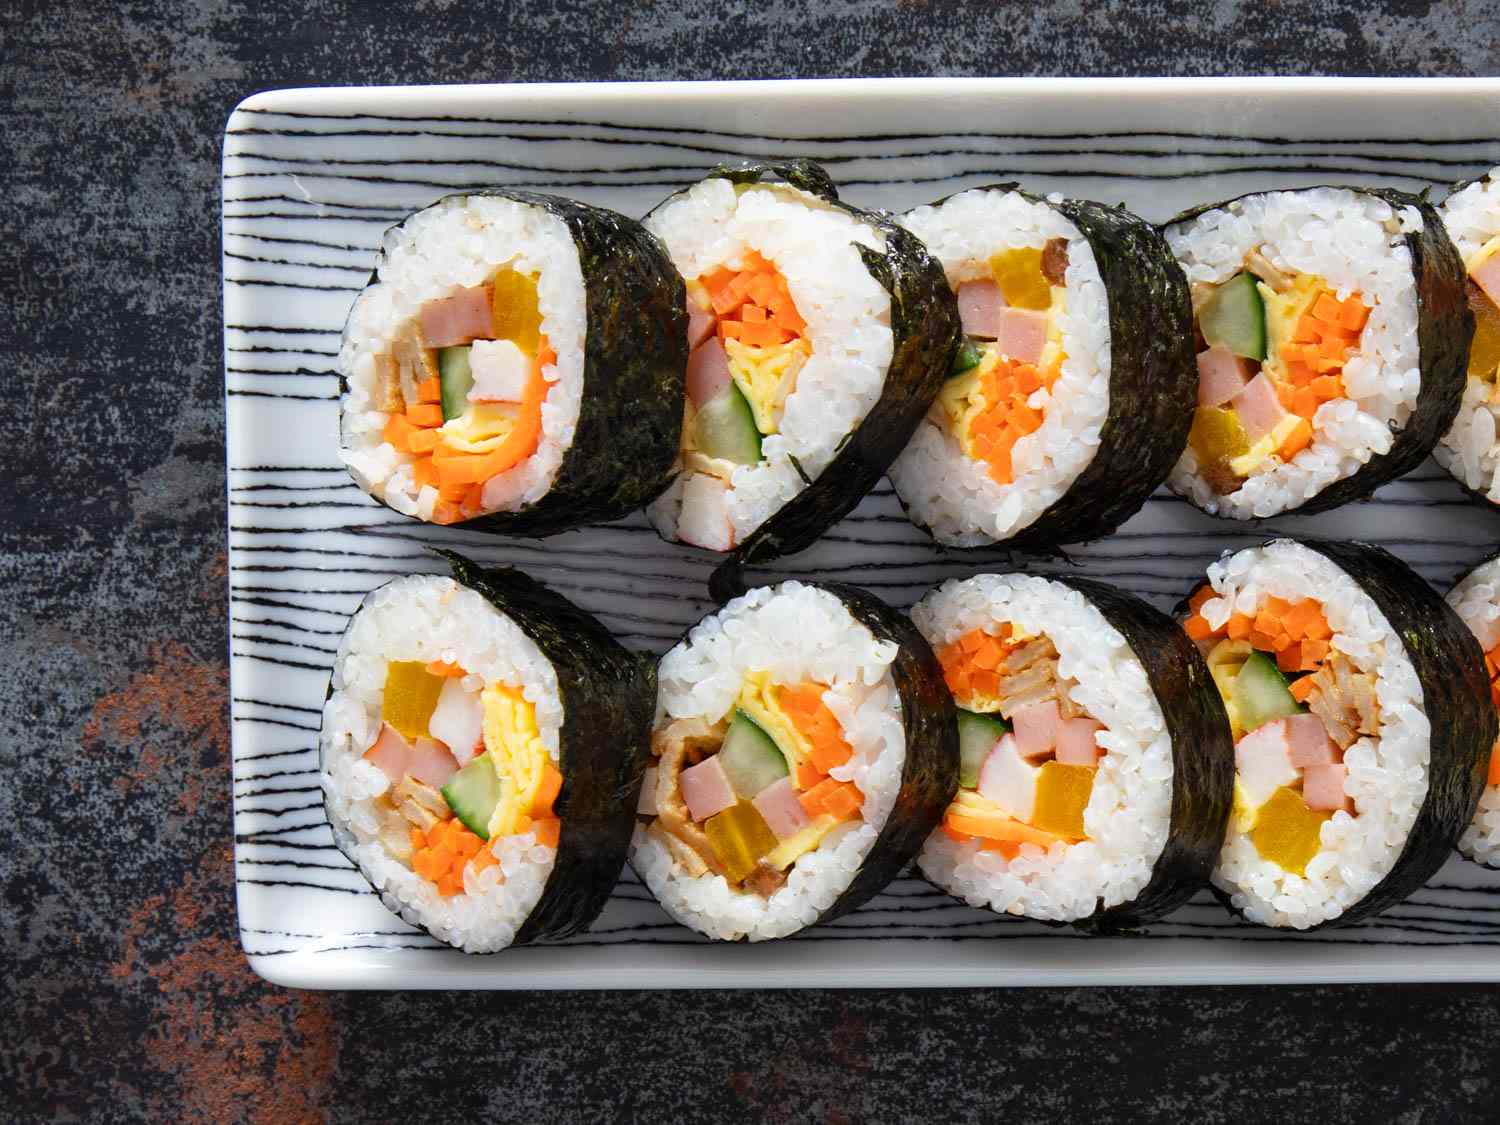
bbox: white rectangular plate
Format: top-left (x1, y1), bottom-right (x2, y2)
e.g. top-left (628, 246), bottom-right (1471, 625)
top-left (225, 78), bottom-right (1500, 988)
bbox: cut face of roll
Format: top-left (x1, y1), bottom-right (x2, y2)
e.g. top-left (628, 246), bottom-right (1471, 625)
top-left (914, 574), bottom-right (1232, 929)
top-left (1181, 538), bottom-right (1494, 929)
top-left (339, 191), bottom-right (685, 533)
top-left (1447, 555), bottom-right (1500, 866)
top-left (1435, 167), bottom-right (1500, 504)
top-left (630, 580), bottom-right (956, 941)
top-left (643, 160), bottom-right (959, 570)
top-left (320, 555), bottom-right (652, 952)
top-left (1164, 187), bottom-right (1470, 519)
top-left (891, 186), bottom-right (1195, 548)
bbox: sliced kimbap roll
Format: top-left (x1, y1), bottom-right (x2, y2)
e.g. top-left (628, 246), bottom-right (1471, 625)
top-left (890, 186), bottom-right (1196, 548)
top-left (1434, 167), bottom-right (1500, 503)
top-left (339, 191), bottom-right (686, 531)
top-left (319, 553), bottom-right (652, 951)
top-left (1447, 554), bottom-right (1500, 866)
top-left (630, 580), bottom-right (956, 941)
top-left (1164, 187), bottom-right (1470, 518)
top-left (642, 160), bottom-right (959, 573)
top-left (1180, 538), bottom-right (1494, 928)
top-left (913, 574), bottom-right (1233, 930)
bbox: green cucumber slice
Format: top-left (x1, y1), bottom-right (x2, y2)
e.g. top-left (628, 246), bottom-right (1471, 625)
top-left (1231, 651), bottom-right (1303, 734)
top-left (439, 345), bottom-right (474, 421)
top-left (718, 710), bottom-right (789, 798)
top-left (956, 708), bottom-right (1009, 789)
top-left (694, 381), bottom-right (762, 465)
top-left (950, 339), bottom-right (985, 379)
top-left (1199, 272), bottom-right (1266, 361)
top-left (440, 751), bottom-right (500, 839)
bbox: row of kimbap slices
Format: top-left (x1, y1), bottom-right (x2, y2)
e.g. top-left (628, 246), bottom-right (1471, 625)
top-left (337, 163), bottom-right (1500, 577)
top-left (318, 539), bottom-right (1497, 952)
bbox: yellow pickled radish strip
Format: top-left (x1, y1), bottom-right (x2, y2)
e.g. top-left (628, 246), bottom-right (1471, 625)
top-left (490, 267), bottom-right (542, 353)
top-left (381, 661), bottom-right (445, 740)
top-left (1189, 406), bottom-right (1250, 466)
top-left (704, 801), bottom-right (778, 883)
top-left (1470, 290), bottom-right (1500, 381)
top-left (1030, 762), bottom-right (1096, 839)
top-left (988, 247), bottom-right (1051, 310)
top-left (1250, 786), bottom-right (1331, 876)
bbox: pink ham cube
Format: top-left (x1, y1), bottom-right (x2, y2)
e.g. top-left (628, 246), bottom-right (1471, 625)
top-left (995, 308), bottom-right (1048, 365)
top-left (1303, 763), bottom-right (1352, 812)
top-left (751, 777), bottom-right (811, 840)
top-left (1230, 372), bottom-right (1289, 443)
top-left (680, 754), bottom-right (737, 822)
top-left (419, 285), bottom-right (493, 347)
top-left (687, 306), bottom-right (717, 351)
top-left (957, 280), bottom-right (1006, 339)
top-left (1197, 345), bottom-right (1252, 408)
top-left (1285, 713), bottom-right (1339, 768)
top-left (686, 337), bottom-right (733, 408)
top-left (1055, 718), bottom-right (1104, 765)
top-left (1012, 699), bottom-right (1062, 761)
top-left (363, 721), bottom-right (413, 782)
top-left (407, 737), bottom-right (460, 789)
top-left (1472, 253), bottom-right (1500, 311)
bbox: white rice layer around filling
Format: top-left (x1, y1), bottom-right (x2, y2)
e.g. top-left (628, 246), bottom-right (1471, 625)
top-left (1447, 557), bottom-right (1500, 867)
top-left (1435, 168), bottom-right (1500, 501)
top-left (631, 581), bottom-right (904, 941)
top-left (890, 189), bottom-right (1112, 546)
top-left (338, 195), bottom-right (586, 520)
top-left (644, 180), bottom-right (894, 545)
top-left (1199, 541), bottom-right (1429, 928)
top-left (1166, 188), bottom-right (1423, 519)
top-left (913, 574), bottom-right (1172, 922)
top-left (320, 574), bottom-right (562, 953)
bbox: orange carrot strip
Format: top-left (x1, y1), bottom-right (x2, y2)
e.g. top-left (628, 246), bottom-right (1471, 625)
top-left (416, 376), bottom-right (442, 404)
top-left (1279, 417), bottom-right (1313, 460)
top-left (426, 660), bottom-right (468, 677)
top-left (1289, 676), bottom-right (1317, 703)
top-left (383, 412), bottom-right (418, 452)
top-left (408, 428), bottom-right (441, 454)
top-left (532, 763), bottom-right (563, 818)
top-left (532, 818), bottom-right (561, 848)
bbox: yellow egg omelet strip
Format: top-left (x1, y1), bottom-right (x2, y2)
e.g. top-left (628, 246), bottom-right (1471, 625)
top-left (481, 683), bottom-right (550, 838)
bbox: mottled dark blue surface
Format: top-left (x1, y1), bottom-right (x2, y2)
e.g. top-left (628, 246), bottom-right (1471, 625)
top-left (4, 1), bottom-right (1499, 1121)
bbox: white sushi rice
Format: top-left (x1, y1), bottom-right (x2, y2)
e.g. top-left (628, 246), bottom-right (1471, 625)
top-left (320, 574), bottom-right (562, 953)
top-left (1446, 557), bottom-right (1500, 867)
top-left (1435, 168), bottom-right (1500, 501)
top-left (339, 195), bottom-right (586, 520)
top-left (912, 574), bottom-right (1172, 922)
top-left (630, 581), bottom-right (904, 941)
top-left (644, 180), bottom-right (894, 545)
top-left (1199, 540), bottom-right (1428, 928)
top-left (890, 189), bottom-right (1112, 546)
top-left (1166, 189), bottom-right (1424, 519)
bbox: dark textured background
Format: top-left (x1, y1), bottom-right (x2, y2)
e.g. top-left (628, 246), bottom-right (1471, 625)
top-left (6, 2), bottom-right (1500, 1121)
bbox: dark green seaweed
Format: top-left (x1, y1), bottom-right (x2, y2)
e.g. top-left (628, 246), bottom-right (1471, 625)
top-left (894, 185), bottom-right (1198, 553)
top-left (1193, 537), bottom-right (1493, 929)
top-left (643, 160), bottom-right (961, 599)
top-left (339, 190), bottom-right (687, 537)
top-left (321, 553), bottom-right (654, 950)
top-left (1162, 187), bottom-right (1471, 516)
top-left (812, 583), bottom-right (959, 926)
top-left (1053, 577), bottom-right (1235, 933)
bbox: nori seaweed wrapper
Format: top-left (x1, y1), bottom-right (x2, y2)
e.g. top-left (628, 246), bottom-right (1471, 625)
top-left (634, 580), bottom-right (957, 939)
top-left (321, 552), bottom-right (654, 949)
top-left (1052, 577), bottom-right (1235, 933)
top-left (339, 190), bottom-right (687, 537)
top-left (893, 185), bottom-right (1197, 553)
top-left (1189, 537), bottom-right (1494, 929)
top-left (643, 160), bottom-right (961, 601)
top-left (1162, 187), bottom-right (1471, 517)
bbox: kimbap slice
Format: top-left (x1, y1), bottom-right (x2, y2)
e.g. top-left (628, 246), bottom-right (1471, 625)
top-left (914, 574), bottom-right (1233, 930)
top-left (319, 553), bottom-right (653, 952)
top-left (630, 579), bottom-right (956, 941)
top-left (338, 191), bottom-right (686, 532)
top-left (1164, 187), bottom-right (1470, 519)
top-left (891, 186), bottom-right (1196, 549)
top-left (1435, 167), bottom-right (1500, 503)
top-left (1447, 554), bottom-right (1500, 866)
top-left (642, 159), bottom-right (959, 571)
top-left (1181, 537), bottom-right (1494, 929)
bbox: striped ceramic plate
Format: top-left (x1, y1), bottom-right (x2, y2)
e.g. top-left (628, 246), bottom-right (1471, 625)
top-left (225, 78), bottom-right (1500, 988)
